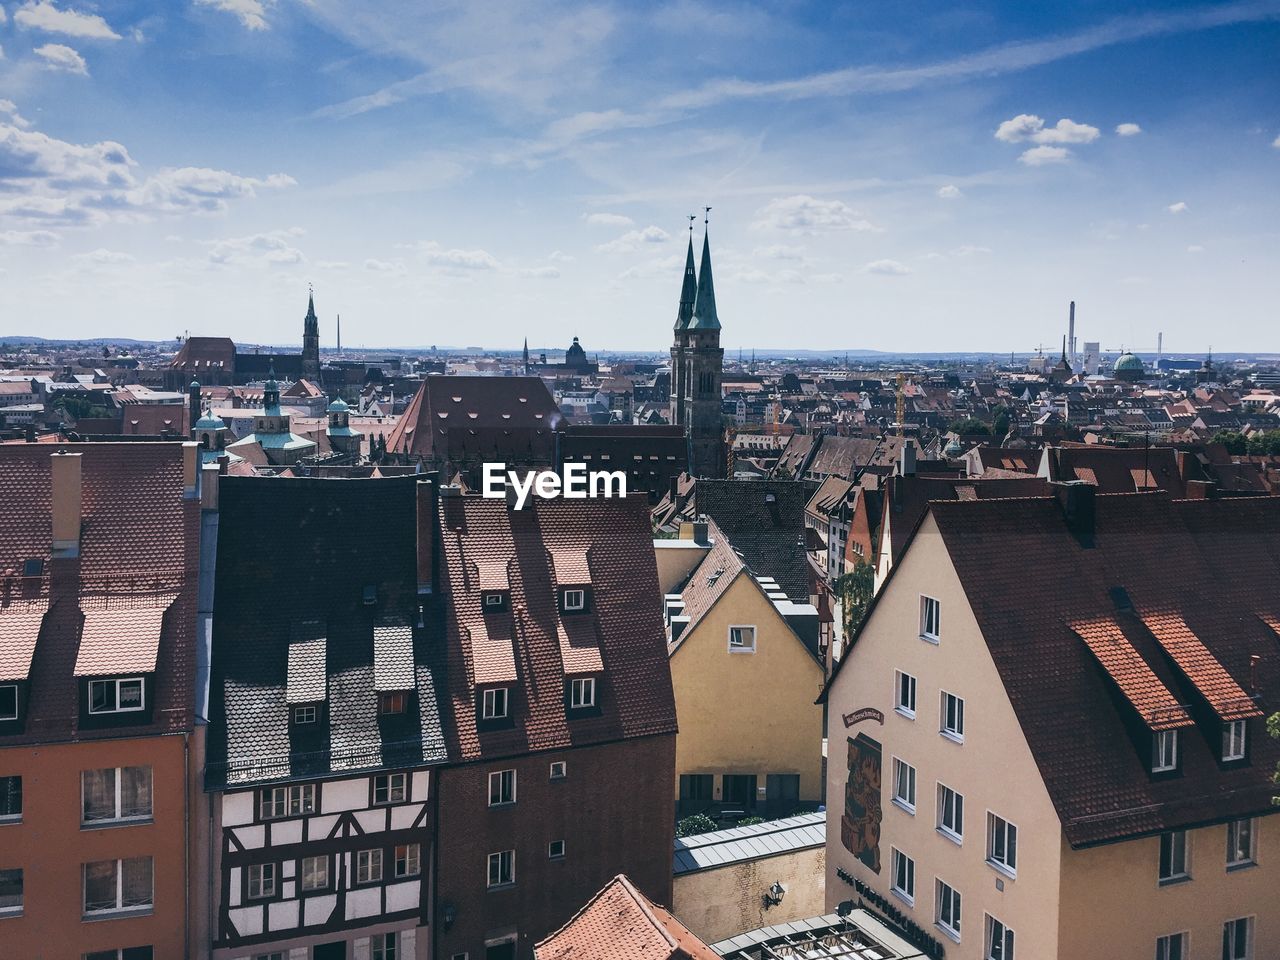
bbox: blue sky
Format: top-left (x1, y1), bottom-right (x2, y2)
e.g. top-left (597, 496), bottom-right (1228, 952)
top-left (1, 0), bottom-right (1277, 353)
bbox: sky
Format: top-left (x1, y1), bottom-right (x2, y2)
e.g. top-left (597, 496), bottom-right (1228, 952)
top-left (0, 0), bottom-right (1278, 354)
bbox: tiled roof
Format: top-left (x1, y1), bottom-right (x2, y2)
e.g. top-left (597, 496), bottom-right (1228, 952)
top-left (438, 493), bottom-right (677, 762)
top-left (468, 618), bottom-right (518, 686)
top-left (74, 598), bottom-right (175, 676)
top-left (670, 520), bottom-right (745, 645)
top-left (1048, 444), bottom-right (1187, 496)
top-left (692, 479), bottom-right (812, 601)
top-left (0, 600), bottom-right (50, 682)
top-left (534, 874), bottom-right (718, 960)
top-left (385, 375), bottom-right (561, 460)
top-left (475, 559), bottom-right (510, 591)
top-left (549, 546), bottom-right (592, 585)
top-left (1138, 611), bottom-right (1264, 722)
top-left (373, 622), bottom-right (416, 691)
top-left (1071, 619), bottom-right (1193, 731)
top-left (558, 618), bottom-right (604, 675)
top-left (286, 638), bottom-right (328, 703)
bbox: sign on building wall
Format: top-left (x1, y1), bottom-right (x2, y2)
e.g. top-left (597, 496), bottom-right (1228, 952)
top-left (841, 733), bottom-right (882, 874)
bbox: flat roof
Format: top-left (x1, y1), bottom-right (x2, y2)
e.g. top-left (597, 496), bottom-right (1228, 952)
top-left (674, 812), bottom-right (824, 875)
top-left (711, 910), bottom-right (926, 959)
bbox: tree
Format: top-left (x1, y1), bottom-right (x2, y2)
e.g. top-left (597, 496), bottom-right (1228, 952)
top-left (1214, 431), bottom-right (1248, 455)
top-left (835, 560), bottom-right (875, 639)
top-left (675, 813), bottom-right (717, 837)
top-left (948, 417), bottom-right (991, 436)
top-left (993, 407), bottom-right (1012, 437)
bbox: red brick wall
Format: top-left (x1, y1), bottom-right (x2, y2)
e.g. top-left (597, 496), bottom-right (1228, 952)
top-left (434, 733), bottom-right (675, 959)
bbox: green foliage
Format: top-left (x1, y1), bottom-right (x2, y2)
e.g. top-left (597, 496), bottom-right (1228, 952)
top-left (675, 813), bottom-right (717, 837)
top-left (993, 407), bottom-right (1012, 437)
top-left (737, 816), bottom-right (765, 826)
top-left (1214, 430), bottom-right (1280, 456)
top-left (835, 560), bottom-right (876, 639)
top-left (948, 417), bottom-right (992, 436)
top-left (53, 393), bottom-right (110, 422)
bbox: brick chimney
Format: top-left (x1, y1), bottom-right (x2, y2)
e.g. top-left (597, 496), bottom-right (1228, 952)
top-left (416, 473), bottom-right (439, 595)
top-left (51, 451), bottom-right (83, 558)
top-left (1050, 479), bottom-right (1095, 546)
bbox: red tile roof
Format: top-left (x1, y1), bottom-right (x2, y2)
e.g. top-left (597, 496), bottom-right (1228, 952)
top-left (0, 600), bottom-right (50, 682)
top-left (1072, 619), bottom-right (1193, 731)
top-left (73, 598), bottom-right (174, 676)
top-left (1138, 611), bottom-right (1264, 722)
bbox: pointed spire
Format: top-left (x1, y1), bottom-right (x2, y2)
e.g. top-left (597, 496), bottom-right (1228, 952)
top-left (689, 215), bottom-right (720, 331)
top-left (674, 221), bottom-right (697, 331)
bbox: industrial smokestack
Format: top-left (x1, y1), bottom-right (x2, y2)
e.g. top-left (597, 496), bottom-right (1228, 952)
top-left (1157, 331), bottom-right (1163, 364)
top-left (1068, 301), bottom-right (1076, 366)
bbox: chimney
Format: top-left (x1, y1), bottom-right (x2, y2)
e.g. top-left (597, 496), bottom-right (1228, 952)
top-left (1185, 479), bottom-right (1215, 500)
top-left (691, 520), bottom-right (709, 544)
top-left (900, 441), bottom-right (916, 477)
top-left (188, 380), bottom-right (201, 434)
top-left (200, 462), bottom-right (220, 512)
top-left (51, 451), bottom-right (83, 558)
top-left (183, 441), bottom-right (199, 499)
top-left (1050, 479), bottom-right (1095, 546)
top-left (1068, 301), bottom-right (1076, 366)
top-left (416, 473), bottom-right (439, 594)
top-left (669, 475), bottom-right (680, 501)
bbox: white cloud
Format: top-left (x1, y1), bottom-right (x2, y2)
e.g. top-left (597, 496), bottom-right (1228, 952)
top-left (617, 253), bottom-right (683, 280)
top-left (75, 247), bottom-right (134, 263)
top-left (548, 250), bottom-right (574, 263)
top-left (937, 184), bottom-right (962, 199)
top-left (1272, 134), bottom-right (1280, 149)
top-left (0, 7), bottom-right (7, 24)
top-left (1115, 122), bottom-right (1142, 136)
top-left (1019, 145), bottom-right (1072, 166)
top-left (596, 225), bottom-right (670, 254)
top-left (415, 240), bottom-right (499, 271)
top-left (1187, 244), bottom-right (1204, 253)
top-left (14, 1), bottom-right (120, 40)
top-left (34, 43), bottom-right (88, 75)
top-left (583, 212), bottom-right (634, 227)
top-left (951, 244), bottom-right (992, 256)
top-left (995, 114), bottom-right (1099, 145)
top-left (207, 228), bottom-right (305, 266)
top-left (107, 167), bottom-right (296, 215)
top-left (0, 100), bottom-right (32, 128)
top-left (1168, 201), bottom-right (1188, 214)
top-left (862, 259), bottom-right (911, 276)
top-left (753, 244), bottom-right (806, 261)
top-left (752, 195), bottom-right (877, 234)
top-left (517, 266), bottom-right (560, 279)
top-left (363, 258), bottom-right (406, 275)
top-left (194, 0), bottom-right (273, 31)
top-left (0, 228), bottom-right (61, 246)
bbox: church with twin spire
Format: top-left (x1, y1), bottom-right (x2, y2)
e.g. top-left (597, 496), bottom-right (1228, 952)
top-left (670, 216), bottom-right (726, 479)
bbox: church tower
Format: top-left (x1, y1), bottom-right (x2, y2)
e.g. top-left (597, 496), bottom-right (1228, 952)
top-left (671, 216), bottom-right (725, 478)
top-left (302, 291), bottom-right (320, 381)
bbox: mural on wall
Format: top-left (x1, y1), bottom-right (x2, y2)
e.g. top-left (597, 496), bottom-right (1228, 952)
top-left (841, 732), bottom-right (882, 873)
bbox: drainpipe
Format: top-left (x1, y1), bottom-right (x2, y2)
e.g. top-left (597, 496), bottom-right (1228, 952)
top-left (184, 731), bottom-right (191, 960)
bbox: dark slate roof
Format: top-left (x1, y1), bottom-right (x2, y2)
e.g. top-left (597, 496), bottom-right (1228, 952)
top-left (385, 375), bottom-right (562, 460)
top-left (1046, 444), bottom-right (1187, 496)
top-left (206, 475), bottom-right (446, 788)
top-left (690, 479), bottom-right (812, 601)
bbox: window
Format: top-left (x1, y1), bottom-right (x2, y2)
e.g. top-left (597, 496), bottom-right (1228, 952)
top-left (0, 776), bottom-right (20, 821)
top-left (549, 761), bottom-right (567, 780)
top-left (1223, 918), bottom-right (1252, 960)
top-left (85, 950), bottom-right (153, 960)
top-left (1226, 818), bottom-right (1255, 869)
top-left (986, 813), bottom-right (1017, 876)
top-left (484, 593), bottom-right (505, 608)
top-left (22, 558), bottom-right (43, 578)
top-left (83, 857), bottom-right (153, 915)
top-left (985, 915), bottom-right (1015, 960)
top-left (569, 677), bottom-right (595, 708)
top-left (562, 589), bottom-right (585, 611)
top-left (891, 758), bottom-right (916, 812)
top-left (482, 687), bottom-right (509, 720)
top-left (394, 843), bottom-right (421, 878)
top-left (88, 677), bottom-right (145, 714)
top-left (1152, 730), bottom-right (1178, 773)
top-left (548, 839), bottom-right (566, 859)
top-left (373, 773), bottom-right (407, 805)
top-left (379, 692), bottom-right (407, 716)
top-left (728, 625), bottom-right (756, 652)
top-left (0, 868), bottom-right (21, 916)
top-left (246, 863), bottom-right (276, 900)
top-left (937, 783), bottom-right (964, 842)
top-left (487, 849), bottom-right (515, 888)
top-left (82, 766), bottom-right (152, 823)
top-left (356, 849), bottom-right (383, 884)
top-left (722, 774), bottom-right (757, 812)
top-left (488, 769), bottom-right (516, 806)
top-left (0, 684), bottom-right (16, 721)
top-left (894, 670), bottom-right (916, 718)
top-left (260, 783), bottom-right (316, 819)
top-left (920, 596), bottom-right (941, 640)
top-left (1223, 720), bottom-right (1247, 761)
top-left (300, 855), bottom-right (329, 892)
top-left (1156, 933), bottom-right (1188, 960)
top-left (293, 704), bottom-right (316, 724)
top-left (1158, 830), bottom-right (1189, 883)
top-left (940, 691), bottom-right (965, 742)
top-left (890, 847), bottom-right (915, 904)
top-left (373, 933), bottom-right (398, 960)
top-left (935, 879), bottom-right (961, 939)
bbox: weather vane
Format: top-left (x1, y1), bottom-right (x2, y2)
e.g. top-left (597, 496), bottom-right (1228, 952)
top-left (688, 213), bottom-right (695, 233)
top-left (704, 205), bottom-right (712, 225)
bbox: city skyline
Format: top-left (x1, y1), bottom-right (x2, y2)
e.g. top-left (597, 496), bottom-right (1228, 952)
top-left (1, 0), bottom-right (1279, 352)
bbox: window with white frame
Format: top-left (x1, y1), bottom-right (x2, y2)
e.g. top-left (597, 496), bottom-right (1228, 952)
top-left (1222, 720), bottom-right (1247, 761)
top-left (0, 868), bottom-right (21, 916)
top-left (1155, 932), bottom-right (1187, 960)
top-left (1158, 829), bottom-right (1189, 883)
top-left (937, 783), bottom-right (964, 842)
top-left (482, 687), bottom-right (509, 720)
top-left (484, 593), bottom-right (505, 608)
top-left (920, 596), bottom-right (941, 641)
top-left (88, 677), bottom-right (145, 714)
top-left (940, 691), bottom-right (965, 741)
top-left (0, 684), bottom-right (16, 721)
top-left (890, 847), bottom-right (914, 904)
top-left (1222, 917), bottom-right (1252, 960)
top-left (894, 670), bottom-right (916, 718)
top-left (394, 843), bottom-right (420, 878)
top-left (728, 625), bottom-right (756, 652)
top-left (373, 772), bottom-right (407, 805)
top-left (82, 766), bottom-right (152, 823)
top-left (562, 589), bottom-right (586, 611)
top-left (356, 849), bottom-right (383, 884)
top-left (487, 849), bottom-right (515, 887)
top-left (986, 813), bottom-right (1017, 875)
top-left (260, 783), bottom-right (316, 819)
top-left (891, 758), bottom-right (916, 812)
top-left (246, 863), bottom-right (275, 900)
top-left (549, 760), bottom-right (567, 780)
top-left (372, 932), bottom-right (398, 960)
top-left (83, 857), bottom-right (152, 915)
top-left (984, 915), bottom-right (1015, 960)
top-left (488, 769), bottom-right (516, 806)
top-left (548, 839), bottom-right (566, 859)
top-left (300, 855), bottom-right (329, 891)
top-left (935, 878), bottom-right (961, 939)
top-left (292, 704), bottom-right (316, 724)
top-left (1226, 818), bottom-right (1255, 869)
top-left (1152, 730), bottom-right (1178, 773)
top-left (569, 677), bottom-right (596, 708)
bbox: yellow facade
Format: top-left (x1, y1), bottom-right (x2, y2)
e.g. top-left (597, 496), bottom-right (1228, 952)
top-left (670, 572), bottom-right (825, 813)
top-left (673, 846), bottom-right (826, 943)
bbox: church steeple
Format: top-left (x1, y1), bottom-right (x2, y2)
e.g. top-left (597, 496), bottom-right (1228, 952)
top-left (675, 232), bottom-right (697, 331)
top-left (523, 337), bottom-right (530, 374)
top-left (301, 288), bottom-right (320, 380)
top-left (304, 292), bottom-right (318, 336)
top-left (689, 222), bottom-right (719, 330)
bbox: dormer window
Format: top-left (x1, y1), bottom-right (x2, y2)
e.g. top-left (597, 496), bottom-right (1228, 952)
top-left (1222, 720), bottom-right (1247, 762)
top-left (0, 685), bottom-right (17, 722)
top-left (482, 687), bottom-right (509, 720)
top-left (562, 588), bottom-right (586, 613)
top-left (89, 678), bottom-right (145, 715)
top-left (1152, 730), bottom-right (1178, 773)
top-left (379, 692), bottom-right (407, 716)
top-left (362, 585), bottom-right (378, 606)
top-left (482, 591), bottom-right (509, 612)
top-left (568, 677), bottom-right (596, 710)
top-left (293, 704), bottom-right (317, 724)
top-left (21, 558), bottom-right (42, 578)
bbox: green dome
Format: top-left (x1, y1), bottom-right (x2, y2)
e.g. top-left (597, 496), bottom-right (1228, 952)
top-left (195, 412), bottom-right (225, 430)
top-left (1114, 351), bottom-right (1145, 381)
top-left (327, 397), bottom-right (350, 413)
